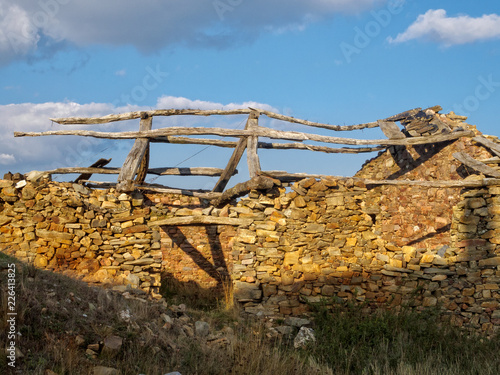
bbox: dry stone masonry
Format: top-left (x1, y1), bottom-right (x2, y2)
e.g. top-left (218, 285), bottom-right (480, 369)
top-left (2, 131), bottom-right (500, 334)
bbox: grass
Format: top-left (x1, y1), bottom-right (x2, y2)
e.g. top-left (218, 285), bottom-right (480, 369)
top-left (302, 299), bottom-right (500, 375)
top-left (1, 252), bottom-right (500, 374)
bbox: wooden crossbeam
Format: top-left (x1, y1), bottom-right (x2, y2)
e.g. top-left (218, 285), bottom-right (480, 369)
top-left (14, 127), bottom-right (474, 147)
top-left (378, 120), bottom-right (405, 140)
top-left (453, 152), bottom-right (500, 178)
top-left (147, 167), bottom-right (233, 176)
top-left (262, 170), bottom-right (500, 188)
top-left (74, 158), bottom-right (112, 183)
top-left (149, 216), bottom-right (253, 227)
top-left (151, 136), bottom-right (384, 153)
top-left (473, 136), bottom-right (500, 158)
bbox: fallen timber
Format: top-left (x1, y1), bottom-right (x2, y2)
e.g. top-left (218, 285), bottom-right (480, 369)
top-left (453, 152), bottom-right (500, 178)
top-left (74, 158), bottom-right (111, 183)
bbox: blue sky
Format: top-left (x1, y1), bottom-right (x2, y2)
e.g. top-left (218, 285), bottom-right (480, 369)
top-left (0, 0), bottom-right (499, 189)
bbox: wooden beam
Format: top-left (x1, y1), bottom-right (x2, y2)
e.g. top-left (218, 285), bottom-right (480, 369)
top-left (262, 170), bottom-right (500, 188)
top-left (117, 113), bottom-right (153, 192)
top-left (149, 216), bottom-right (253, 227)
top-left (453, 152), bottom-right (500, 178)
top-left (384, 108), bottom-right (422, 122)
top-left (135, 184), bottom-right (221, 199)
top-left (51, 108), bottom-right (254, 124)
top-left (262, 171), bottom-right (343, 181)
top-left (473, 136), bottom-right (500, 158)
top-left (252, 108), bottom-right (379, 131)
top-left (246, 111), bottom-right (261, 178)
top-left (15, 127), bottom-right (474, 147)
top-left (151, 136), bottom-right (237, 147)
top-left (212, 116), bottom-right (253, 193)
top-left (211, 176), bottom-right (276, 207)
top-left (147, 167), bottom-right (232, 176)
top-left (258, 143), bottom-right (385, 153)
top-left (74, 158), bottom-right (112, 183)
top-left (135, 142), bottom-right (150, 185)
top-left (44, 166), bottom-right (232, 177)
top-left (480, 157), bottom-right (500, 164)
top-left (45, 166), bottom-right (120, 175)
top-left (378, 120), bottom-right (405, 140)
top-left (50, 106), bottom-right (419, 132)
top-left (361, 178), bottom-right (497, 188)
top-left (152, 136), bottom-right (385, 153)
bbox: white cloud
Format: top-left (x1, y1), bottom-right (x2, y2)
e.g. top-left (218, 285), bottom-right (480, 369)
top-left (0, 97), bottom-right (277, 175)
top-left (0, 153), bottom-right (15, 165)
top-left (0, 1), bottom-right (39, 65)
top-left (115, 69), bottom-right (126, 77)
top-left (0, 0), bottom-right (384, 66)
top-left (155, 95), bottom-right (278, 112)
top-left (388, 9), bottom-right (500, 46)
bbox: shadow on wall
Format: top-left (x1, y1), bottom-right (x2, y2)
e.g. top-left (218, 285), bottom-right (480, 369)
top-left (407, 224), bottom-right (451, 246)
top-left (387, 142), bottom-right (452, 180)
top-left (159, 224), bottom-right (231, 289)
top-left (159, 271), bottom-right (226, 309)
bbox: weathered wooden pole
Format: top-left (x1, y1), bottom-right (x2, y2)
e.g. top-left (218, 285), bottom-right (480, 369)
top-left (116, 112), bottom-right (153, 192)
top-left (246, 111), bottom-right (261, 178)
top-left (212, 111), bottom-right (258, 192)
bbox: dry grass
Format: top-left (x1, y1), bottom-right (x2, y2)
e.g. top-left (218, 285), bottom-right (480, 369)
top-left (0, 254), bottom-right (324, 374)
top-left (2, 252), bottom-right (500, 375)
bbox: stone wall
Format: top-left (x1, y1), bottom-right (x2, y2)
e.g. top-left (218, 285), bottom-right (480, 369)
top-left (0, 180), bottom-right (236, 298)
top-left (2, 136), bottom-right (500, 333)
top-left (228, 178), bottom-right (500, 334)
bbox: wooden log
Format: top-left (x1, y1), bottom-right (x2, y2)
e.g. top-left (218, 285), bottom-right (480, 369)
top-left (135, 140), bottom-right (150, 185)
top-left (117, 113), bottom-right (153, 192)
top-left (261, 171), bottom-right (340, 181)
top-left (74, 158), bottom-right (112, 183)
top-left (258, 143), bottom-right (385, 153)
top-left (378, 120), bottom-right (405, 140)
top-left (246, 111), bottom-right (261, 178)
top-left (51, 108), bottom-right (254, 124)
top-left (212, 116), bottom-right (254, 193)
top-left (79, 180), bottom-right (116, 188)
top-left (147, 167), bottom-right (232, 176)
top-left (50, 107), bottom-right (379, 131)
top-left (15, 127), bottom-right (474, 147)
top-left (473, 136), bottom-right (500, 158)
top-left (480, 157), bottom-right (500, 164)
top-left (48, 166), bottom-right (233, 177)
top-left (453, 152), bottom-right (500, 178)
top-left (252, 108), bottom-right (379, 131)
top-left (151, 136), bottom-right (237, 147)
top-left (149, 216), bottom-right (252, 227)
top-left (135, 184), bottom-right (221, 199)
top-left (50, 106), bottom-right (420, 132)
top-left (211, 176), bottom-right (276, 207)
top-left (152, 136), bottom-right (384, 153)
top-left (361, 178), bottom-right (496, 188)
top-left (384, 108), bottom-right (422, 122)
top-left (47, 166), bottom-right (120, 175)
top-left (262, 170), bottom-right (500, 188)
